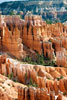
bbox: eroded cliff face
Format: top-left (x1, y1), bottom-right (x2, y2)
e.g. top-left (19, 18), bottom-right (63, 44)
top-left (0, 15), bottom-right (67, 100)
top-left (0, 74), bottom-right (67, 100)
top-left (0, 15), bottom-right (67, 67)
top-left (0, 73), bottom-right (27, 100)
top-left (0, 55), bottom-right (67, 100)
top-left (22, 15), bottom-right (67, 67)
top-left (0, 16), bottom-right (24, 59)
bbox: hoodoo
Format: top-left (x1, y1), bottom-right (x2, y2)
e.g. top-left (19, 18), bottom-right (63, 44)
top-left (0, 14), bottom-right (67, 100)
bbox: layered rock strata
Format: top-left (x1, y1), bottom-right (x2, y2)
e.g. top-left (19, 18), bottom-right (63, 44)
top-left (0, 15), bottom-right (67, 67)
top-left (0, 73), bottom-right (67, 100)
top-left (0, 74), bottom-right (26, 100)
top-left (0, 55), bottom-right (67, 100)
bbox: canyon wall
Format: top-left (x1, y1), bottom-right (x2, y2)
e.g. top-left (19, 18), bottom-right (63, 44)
top-left (0, 15), bottom-right (25, 59)
top-left (0, 15), bottom-right (67, 67)
top-left (0, 55), bottom-right (67, 100)
top-left (0, 73), bottom-right (67, 100)
top-left (0, 15), bottom-right (67, 100)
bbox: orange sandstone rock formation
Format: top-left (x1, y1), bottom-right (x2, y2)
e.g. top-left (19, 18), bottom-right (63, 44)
top-left (0, 15), bottom-right (67, 67)
top-left (0, 55), bottom-right (67, 100)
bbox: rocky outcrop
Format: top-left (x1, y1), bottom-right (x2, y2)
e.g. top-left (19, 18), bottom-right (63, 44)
top-left (0, 55), bottom-right (67, 96)
top-left (0, 16), bottom-right (25, 59)
top-left (0, 55), bottom-right (67, 100)
top-left (0, 15), bottom-right (67, 67)
top-left (0, 73), bottom-right (66, 100)
top-left (0, 15), bottom-right (67, 100)
top-left (18, 86), bottom-right (67, 100)
top-left (0, 73), bottom-right (26, 100)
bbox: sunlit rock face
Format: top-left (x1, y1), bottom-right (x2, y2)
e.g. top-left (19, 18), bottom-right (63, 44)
top-left (0, 73), bottom-right (27, 100)
top-left (0, 15), bottom-right (25, 59)
top-left (0, 15), bottom-right (67, 67)
top-left (20, 15), bottom-right (67, 67)
top-left (0, 55), bottom-right (67, 100)
top-left (0, 14), bottom-right (67, 100)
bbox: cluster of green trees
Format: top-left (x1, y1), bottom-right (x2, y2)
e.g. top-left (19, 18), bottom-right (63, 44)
top-left (23, 53), bottom-right (56, 66)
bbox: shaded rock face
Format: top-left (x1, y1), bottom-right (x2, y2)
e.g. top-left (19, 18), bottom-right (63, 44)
top-left (0, 15), bottom-right (67, 67)
top-left (0, 55), bottom-right (67, 100)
